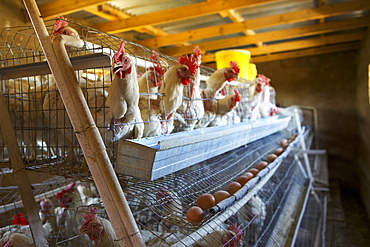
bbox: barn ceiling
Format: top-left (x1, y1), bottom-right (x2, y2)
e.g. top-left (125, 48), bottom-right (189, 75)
top-left (33, 0), bottom-right (369, 67)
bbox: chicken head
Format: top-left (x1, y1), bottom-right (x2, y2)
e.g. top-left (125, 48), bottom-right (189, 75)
top-left (222, 223), bottom-right (243, 247)
top-left (113, 41), bottom-right (133, 79)
top-left (228, 90), bottom-right (241, 109)
top-left (80, 207), bottom-right (104, 241)
top-left (148, 51), bottom-right (165, 87)
top-left (178, 53), bottom-right (199, 85)
top-left (224, 61), bottom-right (240, 82)
top-left (52, 16), bottom-right (79, 38)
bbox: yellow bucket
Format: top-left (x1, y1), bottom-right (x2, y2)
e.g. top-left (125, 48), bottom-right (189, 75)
top-left (215, 50), bottom-right (251, 79)
top-left (248, 63), bottom-right (257, 81)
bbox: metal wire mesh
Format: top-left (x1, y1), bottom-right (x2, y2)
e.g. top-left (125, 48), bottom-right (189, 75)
top-left (0, 18), bottom-right (266, 180)
top-left (294, 190), bottom-right (327, 247)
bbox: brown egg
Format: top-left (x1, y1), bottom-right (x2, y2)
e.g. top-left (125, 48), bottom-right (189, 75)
top-left (236, 175), bottom-right (253, 186)
top-left (227, 182), bottom-right (242, 195)
top-left (196, 194), bottom-right (216, 210)
top-left (213, 190), bottom-right (230, 204)
top-left (186, 206), bottom-right (204, 224)
top-left (248, 168), bottom-right (260, 177)
top-left (256, 161), bottom-right (268, 170)
top-left (243, 171), bottom-right (254, 178)
top-left (280, 139), bottom-right (288, 147)
top-left (267, 153), bottom-right (278, 163)
top-left (274, 147), bottom-right (284, 156)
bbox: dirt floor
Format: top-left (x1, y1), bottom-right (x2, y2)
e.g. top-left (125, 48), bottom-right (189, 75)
top-left (325, 179), bottom-right (370, 247)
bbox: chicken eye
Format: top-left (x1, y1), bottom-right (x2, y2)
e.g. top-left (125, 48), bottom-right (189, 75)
top-left (92, 223), bottom-right (97, 228)
top-left (183, 68), bottom-right (188, 72)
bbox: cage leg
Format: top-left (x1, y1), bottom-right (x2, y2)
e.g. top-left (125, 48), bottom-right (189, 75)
top-left (0, 92), bottom-right (48, 246)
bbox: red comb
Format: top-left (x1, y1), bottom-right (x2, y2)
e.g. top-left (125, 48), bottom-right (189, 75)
top-left (114, 41), bottom-right (126, 63)
top-left (56, 182), bottom-right (76, 200)
top-left (178, 54), bottom-right (199, 75)
top-left (257, 74), bottom-right (270, 85)
top-left (13, 213), bottom-right (29, 226)
top-left (230, 61), bottom-right (240, 74)
top-left (53, 16), bottom-right (69, 35)
top-left (193, 46), bottom-right (202, 64)
top-left (149, 51), bottom-right (166, 76)
top-left (234, 90), bottom-right (241, 102)
top-left (228, 223), bottom-right (242, 241)
top-left (82, 207), bottom-right (99, 225)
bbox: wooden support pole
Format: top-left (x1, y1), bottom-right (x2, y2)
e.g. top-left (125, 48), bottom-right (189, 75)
top-left (0, 92), bottom-right (48, 247)
top-left (22, 0), bottom-right (145, 246)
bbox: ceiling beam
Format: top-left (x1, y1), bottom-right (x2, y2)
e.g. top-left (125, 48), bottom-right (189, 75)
top-left (84, 4), bottom-right (169, 37)
top-left (161, 16), bottom-right (370, 56)
top-left (37, 0), bottom-right (110, 20)
top-left (91, 0), bottom-right (279, 34)
top-left (201, 31), bottom-right (366, 63)
top-left (252, 42), bottom-right (360, 63)
top-left (138, 0), bottom-right (370, 48)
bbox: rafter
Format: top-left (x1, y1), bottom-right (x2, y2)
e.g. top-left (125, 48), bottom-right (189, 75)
top-left (38, 0), bottom-right (110, 20)
top-left (252, 42), bottom-right (360, 63)
top-left (160, 16), bottom-right (370, 56)
top-left (138, 0), bottom-right (370, 48)
top-left (91, 0), bottom-right (278, 34)
top-left (201, 31), bottom-right (366, 63)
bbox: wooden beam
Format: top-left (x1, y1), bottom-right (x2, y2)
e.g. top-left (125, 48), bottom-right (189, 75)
top-left (138, 0), bottom-right (370, 48)
top-left (38, 0), bottom-right (110, 20)
top-left (201, 31), bottom-right (366, 63)
top-left (91, 0), bottom-right (278, 34)
top-left (252, 42), bottom-right (360, 63)
top-left (84, 4), bottom-right (169, 37)
top-left (161, 16), bottom-right (370, 56)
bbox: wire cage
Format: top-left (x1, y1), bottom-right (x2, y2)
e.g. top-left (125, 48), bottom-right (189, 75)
top-left (0, 128), bottom-right (305, 247)
top-left (0, 17), bottom-right (295, 247)
top-left (0, 17), bottom-right (273, 180)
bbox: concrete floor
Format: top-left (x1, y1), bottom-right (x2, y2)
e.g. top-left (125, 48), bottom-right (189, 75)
top-left (326, 179), bottom-right (370, 247)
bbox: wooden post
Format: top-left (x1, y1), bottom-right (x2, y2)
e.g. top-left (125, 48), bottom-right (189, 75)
top-left (22, 0), bottom-right (145, 246)
top-left (0, 92), bottom-right (48, 247)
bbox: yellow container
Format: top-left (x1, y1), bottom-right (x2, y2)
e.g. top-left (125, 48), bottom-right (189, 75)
top-left (248, 63), bottom-right (257, 81)
top-left (215, 49), bottom-right (251, 79)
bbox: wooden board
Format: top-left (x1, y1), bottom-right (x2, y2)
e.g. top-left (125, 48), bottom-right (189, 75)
top-left (115, 116), bottom-right (291, 181)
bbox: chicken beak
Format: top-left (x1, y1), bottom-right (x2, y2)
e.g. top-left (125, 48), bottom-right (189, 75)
top-left (113, 65), bottom-right (123, 74)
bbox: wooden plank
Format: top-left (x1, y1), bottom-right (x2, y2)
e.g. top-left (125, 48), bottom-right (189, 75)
top-left (201, 31), bottom-right (366, 63)
top-left (162, 16), bottom-right (370, 56)
top-left (0, 92), bottom-right (48, 246)
top-left (252, 43), bottom-right (360, 63)
top-left (138, 0), bottom-right (370, 48)
top-left (91, 0), bottom-right (278, 34)
top-left (38, 0), bottom-right (110, 20)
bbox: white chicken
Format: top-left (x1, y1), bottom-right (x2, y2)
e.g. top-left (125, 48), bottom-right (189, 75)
top-left (176, 46), bottom-right (204, 131)
top-left (0, 233), bottom-right (35, 247)
top-left (203, 61), bottom-right (240, 99)
top-left (192, 223), bottom-right (243, 247)
top-left (106, 41), bottom-right (144, 140)
top-left (155, 185), bottom-right (183, 232)
top-left (139, 52), bottom-right (198, 136)
top-left (196, 61), bottom-right (240, 128)
top-left (0, 213), bottom-right (52, 247)
top-left (237, 194), bottom-right (266, 245)
top-left (258, 74), bottom-right (280, 118)
top-left (79, 207), bottom-right (119, 247)
top-left (80, 207), bottom-right (184, 247)
top-left (138, 50), bottom-right (166, 100)
top-left (246, 75), bottom-right (266, 121)
top-left (76, 181), bottom-right (101, 206)
top-left (51, 16), bottom-right (80, 43)
top-left (208, 90), bottom-right (242, 127)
